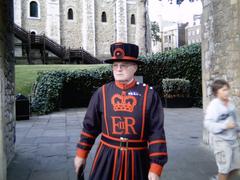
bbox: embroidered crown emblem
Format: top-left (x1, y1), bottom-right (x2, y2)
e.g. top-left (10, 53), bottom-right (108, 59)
top-left (111, 92), bottom-right (137, 112)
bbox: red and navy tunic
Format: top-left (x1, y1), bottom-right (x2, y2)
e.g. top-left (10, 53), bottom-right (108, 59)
top-left (76, 79), bottom-right (168, 180)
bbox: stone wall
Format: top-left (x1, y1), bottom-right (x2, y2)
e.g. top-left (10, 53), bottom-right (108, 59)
top-left (82, 0), bottom-right (96, 56)
top-left (116, 0), bottom-right (128, 42)
top-left (135, 0), bottom-right (151, 55)
top-left (22, 0), bottom-right (47, 34)
top-left (60, 0), bottom-right (82, 48)
top-left (46, 0), bottom-right (60, 43)
top-left (95, 0), bottom-right (116, 58)
top-left (0, 0), bottom-right (15, 179)
top-left (201, 0), bottom-right (240, 143)
top-left (13, 0), bottom-right (23, 58)
top-left (14, 0), bottom-right (22, 26)
top-left (127, 1), bottom-right (137, 44)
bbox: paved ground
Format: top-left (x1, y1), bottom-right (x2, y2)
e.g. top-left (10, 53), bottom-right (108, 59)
top-left (7, 108), bottom-right (220, 180)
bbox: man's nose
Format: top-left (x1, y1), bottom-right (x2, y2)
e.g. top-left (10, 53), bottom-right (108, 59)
top-left (116, 65), bottom-right (122, 71)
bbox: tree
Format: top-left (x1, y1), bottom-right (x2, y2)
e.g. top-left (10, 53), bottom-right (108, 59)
top-left (151, 21), bottom-right (161, 45)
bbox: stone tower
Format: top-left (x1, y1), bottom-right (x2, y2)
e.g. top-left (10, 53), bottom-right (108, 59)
top-left (136, 0), bottom-right (151, 55)
top-left (14, 0), bottom-right (151, 60)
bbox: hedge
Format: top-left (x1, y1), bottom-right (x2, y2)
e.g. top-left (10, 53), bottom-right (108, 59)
top-left (31, 66), bottom-right (113, 114)
top-left (162, 78), bottom-right (191, 98)
top-left (138, 43), bottom-right (202, 106)
top-left (31, 43), bottom-right (202, 114)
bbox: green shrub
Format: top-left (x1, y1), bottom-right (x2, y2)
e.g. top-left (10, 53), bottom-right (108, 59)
top-left (162, 78), bottom-right (190, 98)
top-left (138, 43), bottom-right (201, 106)
top-left (31, 66), bottom-right (113, 114)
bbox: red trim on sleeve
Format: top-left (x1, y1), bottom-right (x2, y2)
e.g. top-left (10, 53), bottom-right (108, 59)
top-left (148, 139), bottom-right (166, 145)
top-left (81, 132), bottom-right (96, 139)
top-left (79, 142), bottom-right (93, 147)
top-left (149, 163), bottom-right (163, 176)
top-left (149, 152), bottom-right (168, 157)
top-left (76, 148), bottom-right (89, 159)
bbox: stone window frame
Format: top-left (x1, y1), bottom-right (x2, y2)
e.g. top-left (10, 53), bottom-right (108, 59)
top-left (101, 11), bottom-right (107, 23)
top-left (67, 8), bottom-right (74, 20)
top-left (130, 14), bottom-right (136, 25)
top-left (28, 0), bottom-right (41, 19)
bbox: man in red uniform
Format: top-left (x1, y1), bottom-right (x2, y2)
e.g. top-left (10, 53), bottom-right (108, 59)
top-left (74, 42), bottom-right (168, 180)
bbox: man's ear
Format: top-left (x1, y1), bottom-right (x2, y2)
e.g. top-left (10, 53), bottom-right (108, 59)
top-left (134, 65), bottom-right (138, 73)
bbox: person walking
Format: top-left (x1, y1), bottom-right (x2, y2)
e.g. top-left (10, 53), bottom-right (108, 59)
top-left (74, 42), bottom-right (168, 180)
top-left (204, 79), bottom-right (240, 180)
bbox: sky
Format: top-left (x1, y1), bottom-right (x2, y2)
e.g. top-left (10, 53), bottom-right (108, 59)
top-left (148, 0), bottom-right (203, 24)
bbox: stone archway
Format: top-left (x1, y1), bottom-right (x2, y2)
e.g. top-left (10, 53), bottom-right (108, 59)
top-left (0, 0), bottom-right (15, 179)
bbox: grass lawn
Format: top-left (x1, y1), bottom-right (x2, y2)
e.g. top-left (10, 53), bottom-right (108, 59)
top-left (15, 64), bottom-right (110, 96)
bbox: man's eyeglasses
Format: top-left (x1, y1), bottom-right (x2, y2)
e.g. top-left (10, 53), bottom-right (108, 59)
top-left (112, 63), bottom-right (135, 70)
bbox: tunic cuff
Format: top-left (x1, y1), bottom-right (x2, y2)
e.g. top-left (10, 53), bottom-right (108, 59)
top-left (76, 148), bottom-right (89, 159)
top-left (149, 163), bottom-right (163, 176)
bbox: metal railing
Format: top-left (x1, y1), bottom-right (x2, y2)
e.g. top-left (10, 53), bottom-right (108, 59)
top-left (13, 23), bottom-right (102, 64)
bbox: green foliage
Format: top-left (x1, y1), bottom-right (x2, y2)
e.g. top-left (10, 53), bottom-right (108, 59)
top-left (162, 78), bottom-right (190, 98)
top-left (31, 66), bottom-right (113, 114)
top-left (138, 43), bottom-right (202, 106)
top-left (151, 21), bottom-right (161, 42)
top-left (31, 44), bottom-right (202, 114)
top-left (15, 64), bottom-right (109, 96)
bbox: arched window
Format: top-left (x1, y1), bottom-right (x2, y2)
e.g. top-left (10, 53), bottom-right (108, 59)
top-left (68, 8), bottom-right (73, 20)
top-left (131, 14), bottom-right (135, 25)
top-left (101, 12), bottom-right (107, 22)
top-left (30, 1), bottom-right (39, 17)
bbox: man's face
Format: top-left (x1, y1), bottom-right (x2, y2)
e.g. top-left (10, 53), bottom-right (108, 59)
top-left (112, 61), bottom-right (138, 82)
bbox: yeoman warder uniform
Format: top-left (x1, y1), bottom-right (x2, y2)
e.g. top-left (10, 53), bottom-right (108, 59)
top-left (76, 42), bottom-right (168, 180)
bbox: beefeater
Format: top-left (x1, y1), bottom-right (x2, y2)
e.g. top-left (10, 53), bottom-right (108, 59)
top-left (74, 42), bottom-right (168, 180)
